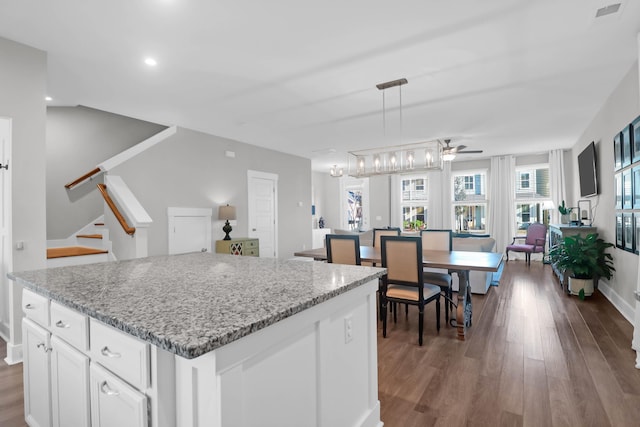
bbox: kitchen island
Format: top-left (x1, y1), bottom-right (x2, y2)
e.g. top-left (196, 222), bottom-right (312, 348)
top-left (9, 252), bottom-right (386, 427)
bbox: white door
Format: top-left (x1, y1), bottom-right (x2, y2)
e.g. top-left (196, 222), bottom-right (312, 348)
top-left (0, 117), bottom-right (11, 341)
top-left (167, 208), bottom-right (212, 255)
top-left (248, 171), bottom-right (278, 258)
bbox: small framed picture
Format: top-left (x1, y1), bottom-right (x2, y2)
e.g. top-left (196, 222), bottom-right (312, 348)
top-left (623, 128), bottom-right (632, 168)
top-left (632, 119), bottom-right (640, 164)
top-left (635, 214), bottom-right (640, 255)
top-left (623, 169), bottom-right (632, 209)
top-left (616, 213), bottom-right (623, 249)
top-left (614, 132), bottom-right (622, 170)
top-left (624, 212), bottom-right (634, 252)
top-left (634, 167), bottom-right (640, 209)
top-left (615, 172), bottom-right (622, 209)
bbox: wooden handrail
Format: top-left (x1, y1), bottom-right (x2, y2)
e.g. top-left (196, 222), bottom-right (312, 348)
top-left (65, 167), bottom-right (102, 189)
top-left (97, 184), bottom-right (136, 236)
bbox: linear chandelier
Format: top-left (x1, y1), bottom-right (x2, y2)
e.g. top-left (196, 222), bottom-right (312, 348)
top-left (346, 78), bottom-right (443, 177)
top-left (347, 140), bottom-right (443, 177)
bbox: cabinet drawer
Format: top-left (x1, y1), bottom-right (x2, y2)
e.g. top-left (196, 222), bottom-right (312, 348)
top-left (245, 248), bottom-right (259, 257)
top-left (245, 239), bottom-right (258, 249)
top-left (90, 319), bottom-right (149, 390)
top-left (51, 301), bottom-right (89, 351)
top-left (90, 363), bottom-right (147, 427)
top-left (22, 289), bottom-right (50, 327)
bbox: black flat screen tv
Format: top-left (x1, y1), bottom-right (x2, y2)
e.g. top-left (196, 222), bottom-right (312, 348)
top-left (577, 141), bottom-right (598, 197)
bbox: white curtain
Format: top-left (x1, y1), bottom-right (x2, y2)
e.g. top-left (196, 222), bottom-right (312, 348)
top-left (488, 155), bottom-right (516, 253)
top-left (426, 162), bottom-right (452, 229)
top-left (549, 149), bottom-right (567, 225)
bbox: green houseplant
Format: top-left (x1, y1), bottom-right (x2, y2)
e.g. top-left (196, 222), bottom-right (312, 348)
top-left (558, 200), bottom-right (572, 224)
top-left (549, 233), bottom-right (615, 298)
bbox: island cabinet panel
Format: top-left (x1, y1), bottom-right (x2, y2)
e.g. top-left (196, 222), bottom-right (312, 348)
top-left (176, 279), bottom-right (381, 427)
top-left (50, 336), bottom-right (90, 427)
top-left (23, 318), bottom-right (52, 427)
top-left (90, 363), bottom-right (147, 427)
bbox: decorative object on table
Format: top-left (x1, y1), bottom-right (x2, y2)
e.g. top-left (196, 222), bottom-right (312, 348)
top-left (558, 200), bottom-right (572, 224)
top-left (548, 233), bottom-right (615, 299)
top-left (505, 222), bottom-right (547, 265)
top-left (318, 216), bottom-right (325, 228)
top-left (218, 204), bottom-right (236, 240)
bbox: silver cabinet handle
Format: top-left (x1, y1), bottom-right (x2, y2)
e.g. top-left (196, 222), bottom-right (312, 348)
top-left (24, 303), bottom-right (35, 310)
top-left (36, 342), bottom-right (52, 353)
top-left (101, 346), bottom-right (121, 358)
top-left (55, 320), bottom-right (70, 329)
top-left (100, 381), bottom-right (120, 396)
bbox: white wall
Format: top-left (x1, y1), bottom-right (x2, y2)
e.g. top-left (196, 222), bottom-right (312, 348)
top-left (110, 127), bottom-right (312, 258)
top-left (47, 106), bottom-right (166, 239)
top-left (0, 36), bottom-right (47, 359)
top-left (570, 61), bottom-right (640, 315)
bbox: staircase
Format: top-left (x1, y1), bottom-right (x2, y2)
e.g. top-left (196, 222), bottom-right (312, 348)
top-left (47, 217), bottom-right (113, 267)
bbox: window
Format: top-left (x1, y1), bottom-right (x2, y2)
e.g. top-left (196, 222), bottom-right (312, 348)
top-left (514, 165), bottom-right (550, 234)
top-left (401, 175), bottom-right (428, 230)
top-left (452, 171), bottom-right (487, 234)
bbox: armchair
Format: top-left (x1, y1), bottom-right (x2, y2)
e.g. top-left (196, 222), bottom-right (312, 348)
top-left (506, 222), bottom-right (547, 265)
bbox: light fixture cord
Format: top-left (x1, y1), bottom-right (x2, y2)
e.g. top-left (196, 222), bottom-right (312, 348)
top-left (382, 89), bottom-right (386, 139)
top-left (399, 83), bottom-right (403, 144)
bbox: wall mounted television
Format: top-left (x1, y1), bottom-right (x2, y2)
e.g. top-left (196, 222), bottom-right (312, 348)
top-left (577, 141), bottom-right (598, 197)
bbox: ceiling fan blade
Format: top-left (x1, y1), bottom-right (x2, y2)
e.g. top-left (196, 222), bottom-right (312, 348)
top-left (455, 145), bottom-right (467, 152)
top-left (457, 150), bottom-right (483, 154)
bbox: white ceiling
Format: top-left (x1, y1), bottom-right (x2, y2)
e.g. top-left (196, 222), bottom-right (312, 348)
top-left (1, 0), bottom-right (639, 172)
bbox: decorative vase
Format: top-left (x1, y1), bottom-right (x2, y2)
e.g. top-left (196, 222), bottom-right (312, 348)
top-left (561, 214), bottom-right (570, 224)
top-left (568, 277), bottom-right (594, 296)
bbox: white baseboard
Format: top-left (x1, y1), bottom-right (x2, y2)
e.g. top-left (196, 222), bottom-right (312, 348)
top-left (4, 342), bottom-right (22, 365)
top-left (597, 280), bottom-right (634, 324)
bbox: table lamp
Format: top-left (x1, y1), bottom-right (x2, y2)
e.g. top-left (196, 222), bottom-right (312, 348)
top-left (219, 204), bottom-right (236, 240)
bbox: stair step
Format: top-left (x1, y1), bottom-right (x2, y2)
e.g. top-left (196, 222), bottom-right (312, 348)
top-left (47, 246), bottom-right (109, 259)
top-left (76, 234), bottom-right (103, 239)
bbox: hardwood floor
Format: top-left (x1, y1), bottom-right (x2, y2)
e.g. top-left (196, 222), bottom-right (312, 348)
top-left (0, 339), bottom-right (25, 427)
top-left (1, 260), bottom-right (639, 426)
top-left (378, 260), bottom-right (640, 427)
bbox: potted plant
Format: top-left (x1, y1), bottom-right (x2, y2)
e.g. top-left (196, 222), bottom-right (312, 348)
top-left (549, 233), bottom-right (615, 298)
top-left (558, 200), bottom-right (572, 224)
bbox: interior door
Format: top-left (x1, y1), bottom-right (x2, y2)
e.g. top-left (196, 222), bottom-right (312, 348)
top-left (248, 171), bottom-right (278, 258)
top-left (0, 117), bottom-right (11, 341)
top-left (167, 208), bottom-right (212, 255)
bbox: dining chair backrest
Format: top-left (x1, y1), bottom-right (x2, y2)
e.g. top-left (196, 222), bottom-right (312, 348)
top-left (420, 229), bottom-right (453, 252)
top-left (373, 227), bottom-right (401, 248)
top-left (381, 236), bottom-right (423, 292)
top-left (326, 234), bottom-right (361, 265)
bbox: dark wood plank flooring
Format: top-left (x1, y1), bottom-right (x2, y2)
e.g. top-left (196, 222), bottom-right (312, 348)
top-left (378, 260), bottom-right (640, 426)
top-left (1, 260), bottom-right (639, 426)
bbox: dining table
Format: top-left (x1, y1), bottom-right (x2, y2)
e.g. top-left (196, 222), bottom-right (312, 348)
top-left (293, 245), bottom-right (504, 341)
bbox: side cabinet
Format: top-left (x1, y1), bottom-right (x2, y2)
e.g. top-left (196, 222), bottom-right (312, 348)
top-left (50, 336), bottom-right (90, 427)
top-left (23, 318), bottom-right (52, 427)
top-left (90, 363), bottom-right (147, 427)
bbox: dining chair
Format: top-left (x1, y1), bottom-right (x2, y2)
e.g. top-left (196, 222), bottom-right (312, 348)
top-left (506, 222), bottom-right (547, 265)
top-left (380, 235), bottom-right (440, 346)
top-left (420, 229), bottom-right (454, 324)
top-left (373, 227), bottom-right (401, 248)
top-left (325, 234), bottom-right (361, 266)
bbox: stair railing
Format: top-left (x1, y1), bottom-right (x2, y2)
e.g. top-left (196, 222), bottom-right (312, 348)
top-left (64, 167), bottom-right (102, 189)
top-left (97, 184), bottom-right (136, 236)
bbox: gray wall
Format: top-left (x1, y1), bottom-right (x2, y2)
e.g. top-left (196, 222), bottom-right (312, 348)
top-left (0, 36), bottom-right (47, 350)
top-left (47, 106), bottom-right (167, 239)
top-left (111, 127), bottom-right (312, 258)
top-left (570, 61), bottom-right (640, 310)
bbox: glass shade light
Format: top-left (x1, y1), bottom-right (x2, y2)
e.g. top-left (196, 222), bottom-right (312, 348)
top-left (442, 152), bottom-right (456, 162)
top-left (330, 164), bottom-right (343, 177)
top-left (347, 140), bottom-right (443, 177)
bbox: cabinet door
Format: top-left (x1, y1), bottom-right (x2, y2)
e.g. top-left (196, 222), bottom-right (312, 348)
top-left (51, 336), bottom-right (90, 427)
top-left (90, 363), bottom-right (147, 427)
top-left (23, 318), bottom-right (52, 427)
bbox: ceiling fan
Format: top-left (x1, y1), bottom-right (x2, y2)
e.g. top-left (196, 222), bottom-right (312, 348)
top-left (441, 139), bottom-right (483, 160)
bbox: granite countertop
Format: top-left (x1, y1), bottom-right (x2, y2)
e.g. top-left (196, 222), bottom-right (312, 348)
top-left (9, 253), bottom-right (385, 359)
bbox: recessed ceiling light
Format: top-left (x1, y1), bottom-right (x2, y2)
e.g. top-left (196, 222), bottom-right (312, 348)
top-left (144, 57), bottom-right (157, 67)
top-left (45, 96), bottom-right (52, 101)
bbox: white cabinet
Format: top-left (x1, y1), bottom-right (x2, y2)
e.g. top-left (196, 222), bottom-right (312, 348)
top-left (50, 336), bottom-right (90, 427)
top-left (90, 363), bottom-right (147, 427)
top-left (23, 318), bottom-right (52, 427)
